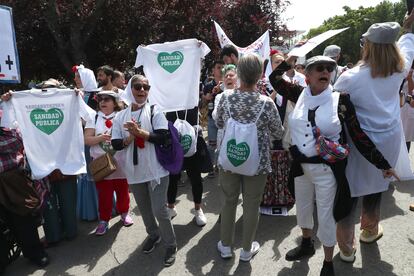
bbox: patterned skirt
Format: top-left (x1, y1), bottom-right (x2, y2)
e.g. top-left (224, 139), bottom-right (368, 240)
top-left (261, 150), bottom-right (295, 207)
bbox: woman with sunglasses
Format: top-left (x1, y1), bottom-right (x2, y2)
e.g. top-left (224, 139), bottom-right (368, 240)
top-left (269, 56), bottom-right (397, 276)
top-left (333, 13), bottom-right (414, 262)
top-left (111, 75), bottom-right (177, 267)
top-left (84, 91), bottom-right (133, 235)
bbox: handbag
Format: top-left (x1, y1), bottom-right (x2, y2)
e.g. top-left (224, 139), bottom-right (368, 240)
top-left (308, 107), bottom-right (349, 163)
top-left (89, 153), bottom-right (117, 182)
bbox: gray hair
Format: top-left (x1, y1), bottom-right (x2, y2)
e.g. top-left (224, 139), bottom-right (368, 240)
top-left (237, 53), bottom-right (263, 86)
top-left (130, 74), bottom-right (147, 85)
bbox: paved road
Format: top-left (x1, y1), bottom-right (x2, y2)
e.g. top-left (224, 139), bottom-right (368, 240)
top-left (4, 155), bottom-right (414, 276)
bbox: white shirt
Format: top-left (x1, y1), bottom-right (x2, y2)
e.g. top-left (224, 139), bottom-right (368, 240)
top-left (85, 111), bottom-right (127, 180)
top-left (334, 34), bottom-right (414, 133)
top-left (289, 86), bottom-right (341, 157)
top-left (1, 89), bottom-right (94, 179)
top-left (111, 104), bottom-right (169, 185)
top-left (134, 39), bottom-right (210, 112)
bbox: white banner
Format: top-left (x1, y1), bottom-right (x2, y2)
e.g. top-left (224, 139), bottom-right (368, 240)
top-left (0, 6), bottom-right (20, 83)
top-left (288, 27), bottom-right (349, 57)
top-left (214, 21), bottom-right (272, 76)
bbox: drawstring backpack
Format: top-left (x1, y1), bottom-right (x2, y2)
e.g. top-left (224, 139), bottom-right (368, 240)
top-left (218, 97), bottom-right (266, 176)
top-left (173, 109), bottom-right (198, 157)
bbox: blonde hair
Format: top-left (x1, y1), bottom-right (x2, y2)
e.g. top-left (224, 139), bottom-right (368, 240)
top-left (359, 40), bottom-right (404, 78)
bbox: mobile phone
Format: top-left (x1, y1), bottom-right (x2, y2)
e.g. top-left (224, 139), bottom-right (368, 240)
top-left (407, 0), bottom-right (414, 14)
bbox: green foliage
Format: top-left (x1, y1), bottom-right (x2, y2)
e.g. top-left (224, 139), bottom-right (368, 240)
top-left (306, 0), bottom-right (407, 64)
top-left (0, 0), bottom-right (289, 87)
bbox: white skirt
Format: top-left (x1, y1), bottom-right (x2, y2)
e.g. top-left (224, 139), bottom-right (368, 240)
top-left (401, 103), bottom-right (414, 141)
top-left (345, 124), bottom-right (413, 197)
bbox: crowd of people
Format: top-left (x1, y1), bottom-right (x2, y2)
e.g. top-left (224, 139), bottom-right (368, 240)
top-left (1, 10), bottom-right (414, 276)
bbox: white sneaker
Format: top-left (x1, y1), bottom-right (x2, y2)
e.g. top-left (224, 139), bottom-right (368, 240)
top-left (194, 208), bottom-right (207, 226)
top-left (339, 248), bottom-right (356, 263)
top-left (239, 241), bottom-right (260, 262)
top-left (168, 207), bottom-right (177, 220)
top-left (217, 241), bottom-right (232, 259)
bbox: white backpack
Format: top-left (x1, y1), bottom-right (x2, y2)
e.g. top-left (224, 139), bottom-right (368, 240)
top-left (218, 98), bottom-right (266, 176)
top-left (173, 110), bottom-right (197, 157)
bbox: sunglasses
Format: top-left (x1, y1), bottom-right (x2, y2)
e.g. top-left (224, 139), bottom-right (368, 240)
top-left (97, 96), bottom-right (113, 102)
top-left (360, 38), bottom-right (365, 48)
top-left (315, 64), bottom-right (335, 73)
top-left (133, 83), bottom-right (151, 91)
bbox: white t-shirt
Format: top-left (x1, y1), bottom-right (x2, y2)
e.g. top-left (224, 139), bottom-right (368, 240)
top-left (1, 89), bottom-right (94, 179)
top-left (111, 104), bottom-right (169, 185)
top-left (135, 39), bottom-right (210, 112)
top-left (85, 111), bottom-right (127, 180)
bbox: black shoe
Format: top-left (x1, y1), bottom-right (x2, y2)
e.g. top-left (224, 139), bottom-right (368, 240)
top-left (142, 236), bottom-right (161, 254)
top-left (320, 261), bottom-right (335, 276)
top-left (29, 254), bottom-right (50, 268)
top-left (285, 240), bottom-right (315, 261)
top-left (164, 247), bottom-right (177, 267)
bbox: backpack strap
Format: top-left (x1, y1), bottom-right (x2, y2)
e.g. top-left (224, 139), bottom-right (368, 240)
top-left (307, 106), bottom-right (319, 127)
top-left (95, 113), bottom-right (98, 124)
top-left (254, 100), bottom-right (268, 124)
top-left (150, 104), bottom-right (155, 125)
top-left (226, 94), bottom-right (232, 119)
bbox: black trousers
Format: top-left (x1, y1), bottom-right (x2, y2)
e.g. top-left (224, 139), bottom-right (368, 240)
top-left (0, 205), bottom-right (45, 261)
top-left (168, 153), bottom-right (203, 205)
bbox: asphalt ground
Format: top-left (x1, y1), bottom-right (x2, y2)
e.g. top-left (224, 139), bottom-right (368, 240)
top-left (3, 152), bottom-right (414, 276)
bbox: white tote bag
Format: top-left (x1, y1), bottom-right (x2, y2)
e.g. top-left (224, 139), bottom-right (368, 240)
top-left (173, 110), bottom-right (197, 157)
top-left (218, 99), bottom-right (266, 176)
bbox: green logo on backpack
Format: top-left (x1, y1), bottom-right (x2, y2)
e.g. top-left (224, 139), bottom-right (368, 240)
top-left (180, 134), bottom-right (192, 154)
top-left (227, 139), bottom-right (250, 167)
top-left (30, 108), bottom-right (64, 135)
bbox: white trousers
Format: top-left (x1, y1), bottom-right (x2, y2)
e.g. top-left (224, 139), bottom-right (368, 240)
top-left (294, 163), bottom-right (337, 247)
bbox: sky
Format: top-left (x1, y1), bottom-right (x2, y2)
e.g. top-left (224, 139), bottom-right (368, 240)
top-left (285, 0), bottom-right (401, 31)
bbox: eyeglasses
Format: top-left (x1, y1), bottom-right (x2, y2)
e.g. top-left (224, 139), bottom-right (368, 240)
top-left (315, 64), bottom-right (335, 73)
top-left (133, 83), bottom-right (151, 91)
top-left (97, 96), bottom-right (112, 102)
top-left (360, 38), bottom-right (365, 48)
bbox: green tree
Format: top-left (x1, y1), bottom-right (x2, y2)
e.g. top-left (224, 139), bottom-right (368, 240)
top-left (0, 0), bottom-right (289, 86)
top-left (306, 0), bottom-right (407, 64)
